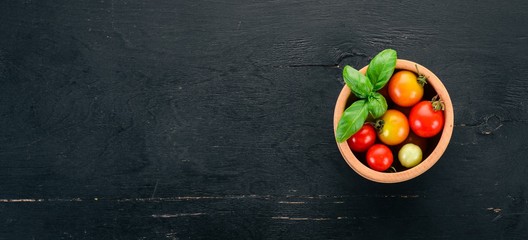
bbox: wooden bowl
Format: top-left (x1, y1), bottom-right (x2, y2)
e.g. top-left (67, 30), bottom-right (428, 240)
top-left (333, 59), bottom-right (454, 183)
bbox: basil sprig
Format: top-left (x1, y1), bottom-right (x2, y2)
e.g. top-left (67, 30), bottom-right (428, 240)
top-left (336, 49), bottom-right (397, 143)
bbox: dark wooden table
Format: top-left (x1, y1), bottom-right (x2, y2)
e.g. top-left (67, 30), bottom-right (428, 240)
top-left (1, 0), bottom-right (527, 239)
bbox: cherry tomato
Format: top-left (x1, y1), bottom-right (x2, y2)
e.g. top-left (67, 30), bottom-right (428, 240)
top-left (377, 109), bottom-right (409, 146)
top-left (388, 70), bottom-right (424, 107)
top-left (399, 132), bottom-right (428, 153)
top-left (398, 143), bottom-right (423, 168)
top-left (347, 124), bottom-right (376, 152)
top-left (409, 101), bottom-right (444, 138)
top-left (366, 144), bottom-right (393, 171)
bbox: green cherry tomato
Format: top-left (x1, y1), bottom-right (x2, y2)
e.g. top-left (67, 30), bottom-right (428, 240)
top-left (398, 143), bottom-right (423, 168)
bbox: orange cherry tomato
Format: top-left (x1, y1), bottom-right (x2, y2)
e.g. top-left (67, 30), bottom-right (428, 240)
top-left (388, 70), bottom-right (424, 107)
top-left (377, 109), bottom-right (409, 146)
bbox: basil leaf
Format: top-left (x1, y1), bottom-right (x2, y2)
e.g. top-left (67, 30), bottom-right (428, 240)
top-left (367, 92), bottom-right (388, 119)
top-left (366, 49), bottom-right (397, 91)
top-left (336, 100), bottom-right (369, 142)
top-left (343, 65), bottom-right (373, 98)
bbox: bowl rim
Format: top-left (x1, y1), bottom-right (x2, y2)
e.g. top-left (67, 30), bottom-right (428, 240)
top-left (333, 59), bottom-right (454, 183)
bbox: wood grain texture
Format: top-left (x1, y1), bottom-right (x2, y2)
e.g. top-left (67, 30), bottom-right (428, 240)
top-left (0, 0), bottom-right (527, 239)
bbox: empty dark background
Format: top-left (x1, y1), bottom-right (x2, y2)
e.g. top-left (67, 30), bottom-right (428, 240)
top-left (1, 0), bottom-right (527, 239)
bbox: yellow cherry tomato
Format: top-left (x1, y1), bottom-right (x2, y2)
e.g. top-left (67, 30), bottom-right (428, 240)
top-left (388, 70), bottom-right (424, 107)
top-left (377, 109), bottom-right (409, 146)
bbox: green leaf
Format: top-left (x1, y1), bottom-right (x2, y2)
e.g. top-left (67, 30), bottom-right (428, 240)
top-left (366, 49), bottom-right (397, 91)
top-left (335, 100), bottom-right (369, 142)
top-left (343, 65), bottom-right (373, 99)
top-left (367, 92), bottom-right (388, 119)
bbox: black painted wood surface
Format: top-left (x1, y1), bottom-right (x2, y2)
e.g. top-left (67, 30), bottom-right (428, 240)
top-left (1, 0), bottom-right (527, 239)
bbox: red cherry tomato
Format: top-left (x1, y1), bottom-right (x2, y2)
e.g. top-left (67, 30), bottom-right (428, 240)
top-left (399, 131), bottom-right (428, 153)
top-left (366, 144), bottom-right (393, 171)
top-left (347, 124), bottom-right (377, 152)
top-left (409, 100), bottom-right (445, 138)
top-left (388, 70), bottom-right (424, 107)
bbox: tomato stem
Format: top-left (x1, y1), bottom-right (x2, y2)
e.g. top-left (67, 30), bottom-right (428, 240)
top-left (374, 119), bottom-right (384, 133)
top-left (415, 64), bottom-right (428, 86)
top-left (431, 95), bottom-right (445, 111)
